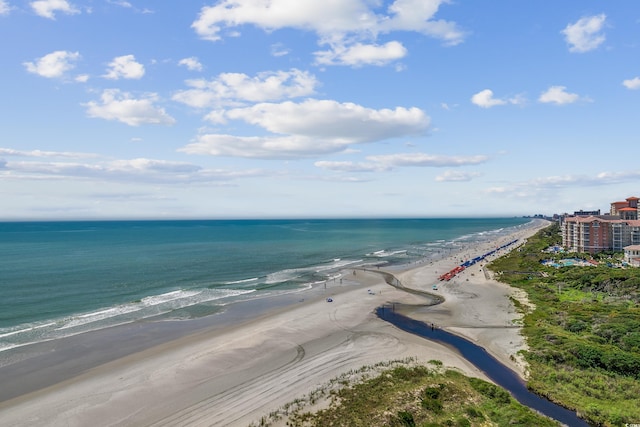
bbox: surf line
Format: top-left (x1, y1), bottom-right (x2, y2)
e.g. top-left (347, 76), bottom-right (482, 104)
top-left (375, 306), bottom-right (589, 427)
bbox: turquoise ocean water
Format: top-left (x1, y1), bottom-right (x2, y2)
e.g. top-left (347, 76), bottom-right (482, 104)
top-left (0, 218), bottom-right (532, 353)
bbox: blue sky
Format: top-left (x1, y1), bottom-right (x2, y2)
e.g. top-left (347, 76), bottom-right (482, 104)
top-left (1, 0), bottom-right (639, 220)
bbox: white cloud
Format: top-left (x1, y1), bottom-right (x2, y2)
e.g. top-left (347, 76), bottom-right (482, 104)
top-left (562, 14), bottom-right (606, 53)
top-left (538, 86), bottom-right (580, 105)
top-left (192, 0), bottom-right (464, 67)
top-left (592, 171), bottom-right (640, 184)
top-left (484, 170), bottom-right (640, 202)
top-left (314, 160), bottom-right (390, 173)
top-left (1, 0), bottom-right (11, 15)
top-left (314, 153), bottom-right (486, 173)
top-left (470, 89), bottom-right (523, 108)
top-left (0, 147), bottom-right (98, 159)
top-left (366, 152), bottom-right (488, 168)
top-left (103, 55), bottom-right (145, 80)
top-left (223, 99), bottom-right (428, 142)
top-left (108, 0), bottom-right (132, 7)
top-left (1, 157), bottom-right (265, 184)
top-left (471, 89), bottom-right (506, 108)
top-left (30, 0), bottom-right (79, 19)
top-left (435, 170), bottom-right (481, 182)
top-left (180, 134), bottom-right (348, 159)
top-left (181, 99), bottom-right (429, 159)
top-left (623, 77), bottom-right (640, 90)
top-left (178, 57), bottom-right (203, 71)
top-left (270, 43), bottom-right (290, 57)
top-left (382, 0), bottom-right (464, 44)
top-left (75, 74), bottom-right (89, 83)
top-left (192, 0), bottom-right (372, 42)
top-left (23, 50), bottom-right (80, 78)
top-left (84, 89), bottom-right (176, 126)
top-left (315, 41), bottom-right (407, 67)
top-left (106, 0), bottom-right (153, 14)
top-left (173, 69), bottom-right (318, 108)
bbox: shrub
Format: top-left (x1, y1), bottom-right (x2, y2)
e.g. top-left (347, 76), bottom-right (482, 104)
top-left (468, 378), bottom-right (511, 404)
top-left (396, 411), bottom-right (415, 427)
top-left (465, 406), bottom-right (484, 419)
top-left (421, 385), bottom-right (444, 413)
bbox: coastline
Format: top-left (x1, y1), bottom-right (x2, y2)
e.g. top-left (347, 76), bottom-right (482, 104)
top-left (0, 219), bottom-right (550, 426)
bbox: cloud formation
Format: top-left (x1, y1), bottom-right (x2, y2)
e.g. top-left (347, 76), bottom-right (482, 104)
top-left (0, 0), bottom-right (11, 15)
top-left (485, 170), bottom-right (640, 200)
top-left (103, 55), bottom-right (145, 80)
top-left (84, 89), bottom-right (176, 126)
top-left (0, 156), bottom-right (265, 184)
top-left (315, 153), bottom-right (487, 173)
top-left (623, 77), bottom-right (640, 90)
top-left (270, 43), bottom-right (290, 57)
top-left (315, 41), bottom-right (408, 67)
top-left (435, 170), bottom-right (481, 182)
top-left (181, 99), bottom-right (429, 159)
top-left (108, 0), bottom-right (132, 8)
top-left (24, 50), bottom-right (80, 78)
top-left (173, 69), bottom-right (317, 108)
top-left (471, 89), bottom-right (523, 108)
top-left (367, 152), bottom-right (487, 168)
top-left (30, 0), bottom-right (79, 19)
top-left (314, 160), bottom-right (389, 173)
top-left (0, 148), bottom-right (98, 159)
top-left (562, 14), bottom-right (606, 53)
top-left (538, 85), bottom-right (581, 105)
top-left (178, 57), bottom-right (203, 72)
top-left (191, 0), bottom-right (464, 66)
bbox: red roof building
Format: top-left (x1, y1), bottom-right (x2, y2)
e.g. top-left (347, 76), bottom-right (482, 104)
top-left (610, 197), bottom-right (639, 218)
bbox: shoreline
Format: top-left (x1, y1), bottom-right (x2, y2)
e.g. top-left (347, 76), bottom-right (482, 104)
top-left (0, 219), bottom-right (550, 426)
top-left (391, 226), bottom-right (544, 379)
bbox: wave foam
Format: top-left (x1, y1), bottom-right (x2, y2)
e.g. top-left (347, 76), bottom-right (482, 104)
top-left (225, 277), bottom-right (259, 285)
top-left (1, 287), bottom-right (257, 352)
top-left (367, 249), bottom-right (407, 258)
top-left (0, 322), bottom-right (57, 339)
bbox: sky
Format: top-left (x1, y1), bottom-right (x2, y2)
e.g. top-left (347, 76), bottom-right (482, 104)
top-left (1, 0), bottom-right (640, 220)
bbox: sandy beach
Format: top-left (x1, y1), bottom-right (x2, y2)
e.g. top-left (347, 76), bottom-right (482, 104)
top-left (0, 219), bottom-right (549, 427)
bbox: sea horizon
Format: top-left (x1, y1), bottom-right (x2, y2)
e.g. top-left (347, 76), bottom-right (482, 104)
top-left (0, 214), bottom-right (532, 223)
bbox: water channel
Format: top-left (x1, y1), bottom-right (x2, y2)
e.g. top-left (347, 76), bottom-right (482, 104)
top-left (376, 305), bottom-right (590, 426)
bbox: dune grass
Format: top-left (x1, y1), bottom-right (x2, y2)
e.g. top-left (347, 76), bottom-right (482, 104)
top-left (254, 361), bottom-right (559, 427)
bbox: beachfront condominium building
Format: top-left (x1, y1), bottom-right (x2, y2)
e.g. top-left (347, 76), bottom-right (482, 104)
top-left (563, 216), bottom-right (616, 254)
top-left (562, 196), bottom-right (640, 254)
top-left (610, 196), bottom-right (639, 219)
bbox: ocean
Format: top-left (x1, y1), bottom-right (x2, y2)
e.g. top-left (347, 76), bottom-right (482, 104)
top-left (0, 217), bottom-right (532, 354)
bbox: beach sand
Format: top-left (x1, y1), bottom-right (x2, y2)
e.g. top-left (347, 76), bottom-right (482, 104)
top-left (0, 220), bottom-right (549, 426)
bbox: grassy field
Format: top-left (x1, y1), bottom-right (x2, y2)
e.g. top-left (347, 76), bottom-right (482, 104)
top-left (489, 222), bottom-right (640, 427)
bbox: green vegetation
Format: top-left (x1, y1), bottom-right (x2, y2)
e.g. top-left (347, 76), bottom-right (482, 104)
top-left (281, 364), bottom-right (559, 427)
top-left (489, 222), bottom-right (640, 427)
